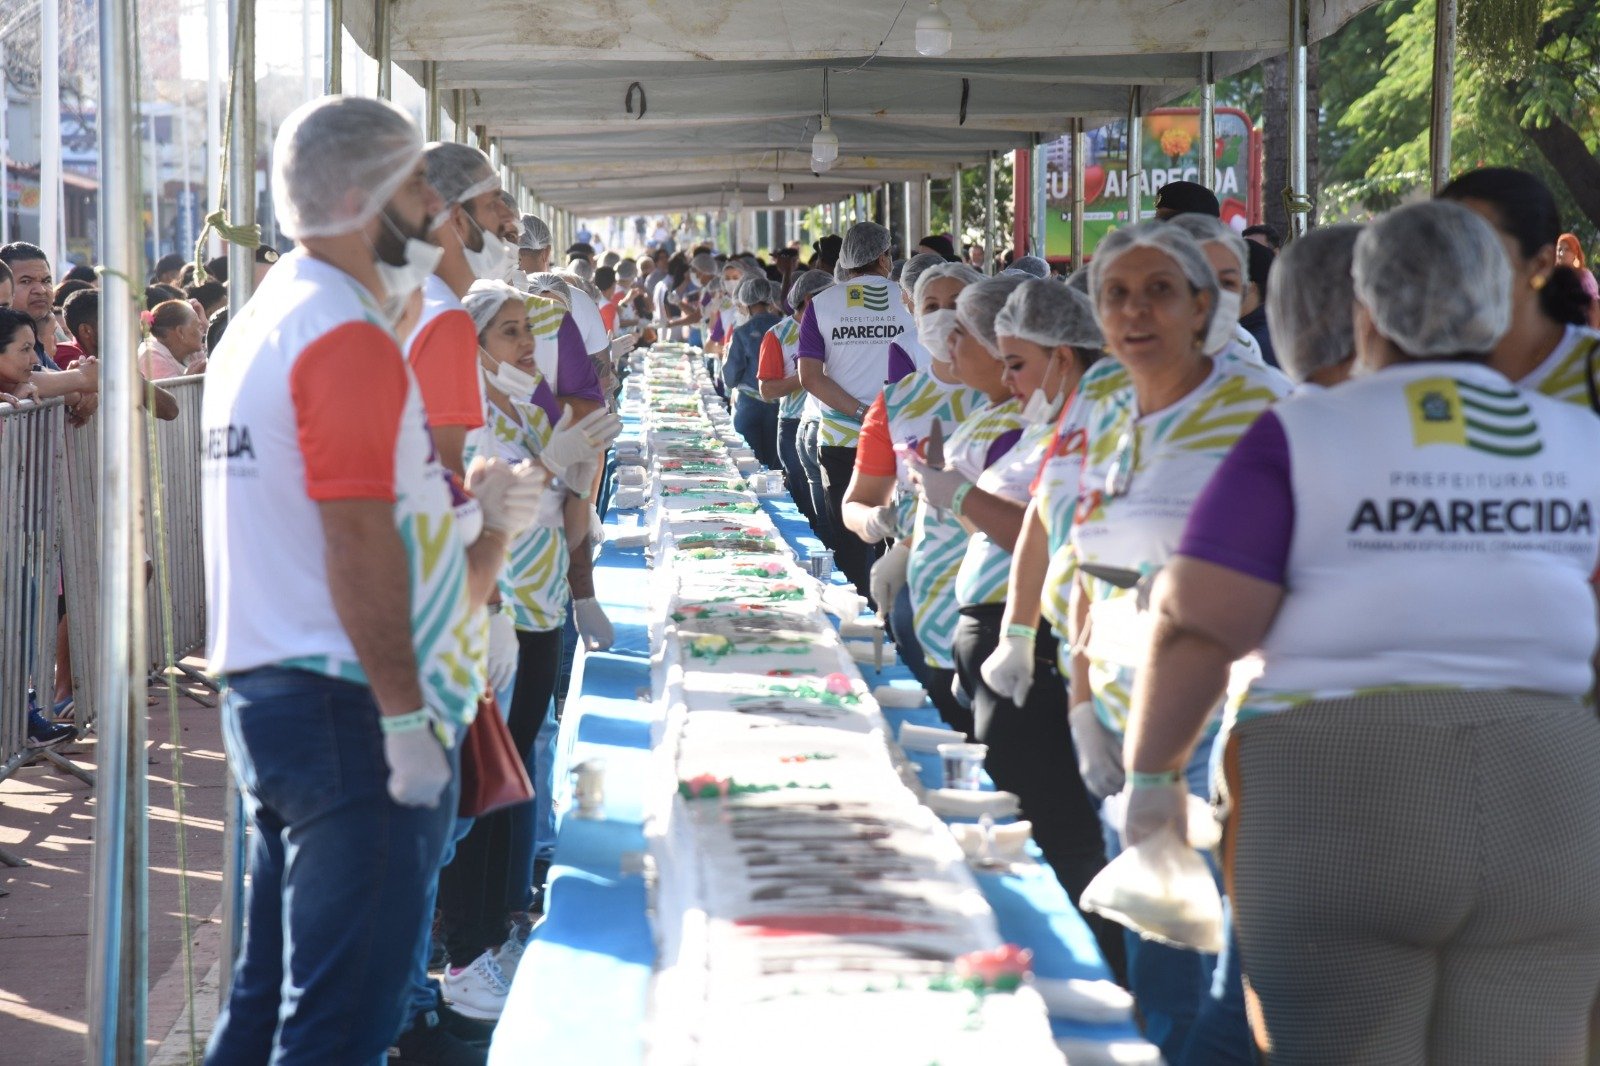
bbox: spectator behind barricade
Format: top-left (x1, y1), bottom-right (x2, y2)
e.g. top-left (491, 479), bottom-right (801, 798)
top-left (205, 308), bottom-right (228, 352)
top-left (188, 279), bottom-right (227, 320)
top-left (1555, 232), bottom-right (1599, 328)
top-left (1241, 224), bottom-right (1281, 251)
top-left (0, 305), bottom-right (40, 401)
top-left (53, 278), bottom-right (91, 309)
top-left (64, 288), bottom-right (178, 420)
top-left (1439, 167), bottom-right (1600, 406)
top-left (151, 252), bottom-right (185, 285)
top-left (146, 283), bottom-right (185, 311)
top-left (2, 241), bottom-right (99, 420)
top-left (139, 300), bottom-right (208, 379)
top-left (1238, 239), bottom-right (1277, 368)
top-left (1124, 199), bottom-right (1600, 1065)
top-left (63, 263), bottom-right (97, 287)
top-left (0, 259), bottom-right (12, 306)
top-left (1264, 224), bottom-right (1362, 389)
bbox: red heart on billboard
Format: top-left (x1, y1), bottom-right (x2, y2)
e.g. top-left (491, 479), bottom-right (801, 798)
top-left (1083, 165), bottom-right (1106, 205)
top-left (1220, 198), bottom-right (1248, 227)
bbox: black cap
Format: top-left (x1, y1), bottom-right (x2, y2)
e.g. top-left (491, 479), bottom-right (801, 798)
top-left (812, 234), bottom-right (843, 264)
top-left (916, 234), bottom-right (957, 261)
top-left (774, 247), bottom-right (800, 259)
top-left (1154, 181), bottom-right (1220, 218)
top-left (566, 241), bottom-right (597, 260)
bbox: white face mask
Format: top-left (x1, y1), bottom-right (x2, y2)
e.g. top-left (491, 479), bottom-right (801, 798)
top-left (375, 238), bottom-right (443, 325)
top-left (505, 264), bottom-right (528, 290)
top-left (463, 214), bottom-right (516, 280)
top-left (483, 349), bottom-right (540, 399)
top-left (1202, 289), bottom-right (1242, 356)
top-left (917, 308), bottom-right (960, 363)
top-left (1019, 352), bottom-right (1068, 427)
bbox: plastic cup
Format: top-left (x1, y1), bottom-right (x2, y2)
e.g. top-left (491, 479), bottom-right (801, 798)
top-left (809, 549), bottom-right (834, 579)
top-left (938, 742), bottom-right (987, 791)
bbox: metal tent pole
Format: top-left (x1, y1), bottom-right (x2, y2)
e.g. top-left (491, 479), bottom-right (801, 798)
top-left (0, 41), bottom-right (8, 247)
top-left (86, 0), bottom-right (148, 1053)
top-left (147, 106), bottom-right (160, 260)
top-left (950, 166), bottom-right (962, 249)
top-left (1200, 53), bottom-right (1216, 191)
top-left (40, 0), bottom-right (60, 267)
top-left (325, 0), bottom-right (342, 93)
top-left (424, 61), bottom-right (439, 141)
top-left (453, 90), bottom-right (467, 142)
top-left (1428, 0), bottom-right (1457, 192)
top-left (1030, 142), bottom-right (1046, 257)
top-left (983, 152), bottom-right (995, 272)
top-left (1288, 0), bottom-right (1309, 237)
top-left (1071, 118), bottom-right (1085, 271)
top-left (919, 178), bottom-right (931, 238)
top-left (375, 0), bottom-right (392, 99)
top-left (219, 0), bottom-right (257, 1002)
top-left (1127, 87), bottom-right (1143, 226)
top-left (901, 181), bottom-right (911, 252)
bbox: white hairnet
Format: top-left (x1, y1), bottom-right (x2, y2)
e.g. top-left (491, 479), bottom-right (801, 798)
top-left (995, 279), bottom-right (1104, 350)
top-left (690, 252), bottom-right (719, 276)
top-left (1006, 255), bottom-right (1051, 279)
top-left (899, 253), bottom-right (947, 298)
top-left (911, 262), bottom-right (983, 312)
top-left (788, 269), bottom-right (834, 308)
top-left (833, 263), bottom-right (851, 282)
top-left (271, 95), bottom-right (423, 240)
top-left (568, 258), bottom-right (594, 281)
top-left (1267, 224), bottom-right (1362, 383)
top-left (1165, 213), bottom-right (1249, 282)
top-left (424, 142), bottom-right (498, 207)
top-left (617, 259), bottom-right (638, 282)
top-left (462, 280), bottom-right (524, 336)
top-left (525, 272), bottom-right (572, 309)
top-left (1088, 221), bottom-right (1219, 336)
top-left (1352, 201), bottom-right (1510, 357)
top-left (955, 273), bottom-right (1031, 357)
top-left (1065, 266), bottom-right (1091, 295)
top-left (839, 221), bottom-right (893, 270)
top-left (519, 214), bottom-right (551, 251)
top-left (736, 276), bottom-right (775, 307)
top-left (554, 269), bottom-right (600, 303)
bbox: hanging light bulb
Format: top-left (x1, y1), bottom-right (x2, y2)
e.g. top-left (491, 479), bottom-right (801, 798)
top-left (768, 181), bottom-right (785, 203)
top-left (915, 0), bottom-right (953, 57)
top-left (811, 116), bottom-right (839, 164)
top-left (811, 151), bottom-right (835, 174)
top-left (728, 190), bottom-right (744, 213)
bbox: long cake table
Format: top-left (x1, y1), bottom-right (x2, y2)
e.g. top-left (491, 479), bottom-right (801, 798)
top-left (488, 346), bottom-right (1158, 1065)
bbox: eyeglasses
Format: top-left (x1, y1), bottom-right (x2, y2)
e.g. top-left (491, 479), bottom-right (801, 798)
top-left (1103, 424), bottom-right (1139, 499)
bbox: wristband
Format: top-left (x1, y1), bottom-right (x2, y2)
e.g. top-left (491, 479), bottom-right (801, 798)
top-left (854, 403), bottom-right (869, 420)
top-left (1129, 769), bottom-right (1182, 788)
top-left (379, 709), bottom-right (431, 735)
top-left (949, 481), bottom-right (974, 515)
top-left (1004, 623), bottom-right (1037, 641)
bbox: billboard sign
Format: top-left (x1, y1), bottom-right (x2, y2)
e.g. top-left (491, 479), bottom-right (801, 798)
top-left (1042, 108), bottom-right (1259, 259)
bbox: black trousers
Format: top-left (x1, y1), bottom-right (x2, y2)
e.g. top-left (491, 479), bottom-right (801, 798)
top-left (818, 443), bottom-right (878, 599)
top-left (436, 626), bottom-right (563, 964)
top-left (925, 665), bottom-right (975, 740)
top-left (951, 603), bottom-right (1127, 983)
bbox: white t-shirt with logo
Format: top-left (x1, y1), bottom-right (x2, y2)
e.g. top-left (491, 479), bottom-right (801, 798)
top-left (796, 274), bottom-right (915, 447)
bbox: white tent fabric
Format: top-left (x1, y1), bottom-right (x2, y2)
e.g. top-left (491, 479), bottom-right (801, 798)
top-left (340, 0), bottom-right (1378, 213)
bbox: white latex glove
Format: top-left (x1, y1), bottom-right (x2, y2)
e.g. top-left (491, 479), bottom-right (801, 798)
top-left (588, 505), bottom-right (605, 546)
top-left (486, 610), bottom-right (518, 692)
top-left (980, 630), bottom-right (1035, 707)
top-left (611, 333), bottom-right (637, 359)
top-left (1120, 780), bottom-right (1188, 848)
top-left (381, 713), bottom-right (451, 808)
top-left (540, 408), bottom-right (623, 480)
top-left (468, 456), bottom-right (546, 537)
top-left (906, 456), bottom-right (971, 512)
top-left (860, 504), bottom-right (899, 542)
top-left (869, 539), bottom-right (911, 621)
top-left (573, 596), bottom-right (614, 651)
top-left (1069, 700), bottom-right (1126, 800)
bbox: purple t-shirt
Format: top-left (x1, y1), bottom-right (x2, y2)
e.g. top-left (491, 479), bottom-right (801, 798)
top-left (555, 314), bottom-right (604, 404)
top-left (886, 341), bottom-right (916, 384)
top-left (1176, 410), bottom-right (1295, 584)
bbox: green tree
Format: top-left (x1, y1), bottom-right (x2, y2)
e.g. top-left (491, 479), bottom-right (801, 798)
top-left (1330, 0), bottom-right (1600, 238)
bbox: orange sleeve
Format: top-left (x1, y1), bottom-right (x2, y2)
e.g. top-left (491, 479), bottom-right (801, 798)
top-left (406, 309), bottom-right (484, 429)
top-left (756, 332), bottom-right (787, 382)
top-left (290, 321), bottom-right (408, 502)
top-left (854, 394), bottom-right (896, 478)
top-left (599, 301), bottom-right (618, 333)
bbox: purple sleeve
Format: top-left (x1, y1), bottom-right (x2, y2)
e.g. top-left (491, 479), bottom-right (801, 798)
top-left (886, 342), bottom-right (915, 383)
top-left (985, 427), bottom-right (1024, 469)
top-left (1177, 411), bottom-right (1294, 584)
top-left (796, 302), bottom-right (826, 361)
top-left (555, 314), bottom-right (604, 403)
top-left (710, 315), bottom-right (725, 344)
top-left (530, 378), bottom-right (562, 426)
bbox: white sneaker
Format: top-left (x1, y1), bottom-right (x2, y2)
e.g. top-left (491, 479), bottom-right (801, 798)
top-left (442, 949), bottom-right (509, 1021)
top-left (494, 930), bottom-right (528, 985)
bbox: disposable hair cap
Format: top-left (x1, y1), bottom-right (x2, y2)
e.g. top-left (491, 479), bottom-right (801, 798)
top-left (271, 95), bottom-right (423, 241)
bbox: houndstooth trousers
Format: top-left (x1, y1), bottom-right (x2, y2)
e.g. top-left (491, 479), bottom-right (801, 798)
top-left (1221, 689), bottom-right (1600, 1065)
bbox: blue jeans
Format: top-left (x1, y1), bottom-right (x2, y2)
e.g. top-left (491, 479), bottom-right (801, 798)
top-left (889, 581), bottom-right (932, 689)
top-left (1099, 733), bottom-right (1223, 1064)
top-left (776, 417), bottom-right (820, 531)
top-left (732, 392), bottom-right (780, 472)
top-left (208, 668), bottom-right (458, 1066)
top-left (797, 419), bottom-right (836, 548)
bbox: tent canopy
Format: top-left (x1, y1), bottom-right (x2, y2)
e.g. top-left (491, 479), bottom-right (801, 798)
top-left (341, 0), bottom-right (1376, 213)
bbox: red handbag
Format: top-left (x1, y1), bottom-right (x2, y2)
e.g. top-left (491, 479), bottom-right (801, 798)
top-left (457, 693), bottom-right (534, 818)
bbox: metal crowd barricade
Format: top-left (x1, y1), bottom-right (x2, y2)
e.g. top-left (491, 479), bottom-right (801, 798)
top-left (142, 377), bottom-right (210, 688)
top-left (0, 398), bottom-right (92, 867)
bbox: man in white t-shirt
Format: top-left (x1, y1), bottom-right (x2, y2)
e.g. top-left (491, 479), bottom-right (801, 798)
top-left (797, 221), bottom-right (915, 596)
top-left (201, 96), bottom-right (542, 1066)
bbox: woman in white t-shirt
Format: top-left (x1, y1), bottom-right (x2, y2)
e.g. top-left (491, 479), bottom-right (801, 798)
top-left (1124, 201), bottom-right (1600, 1064)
